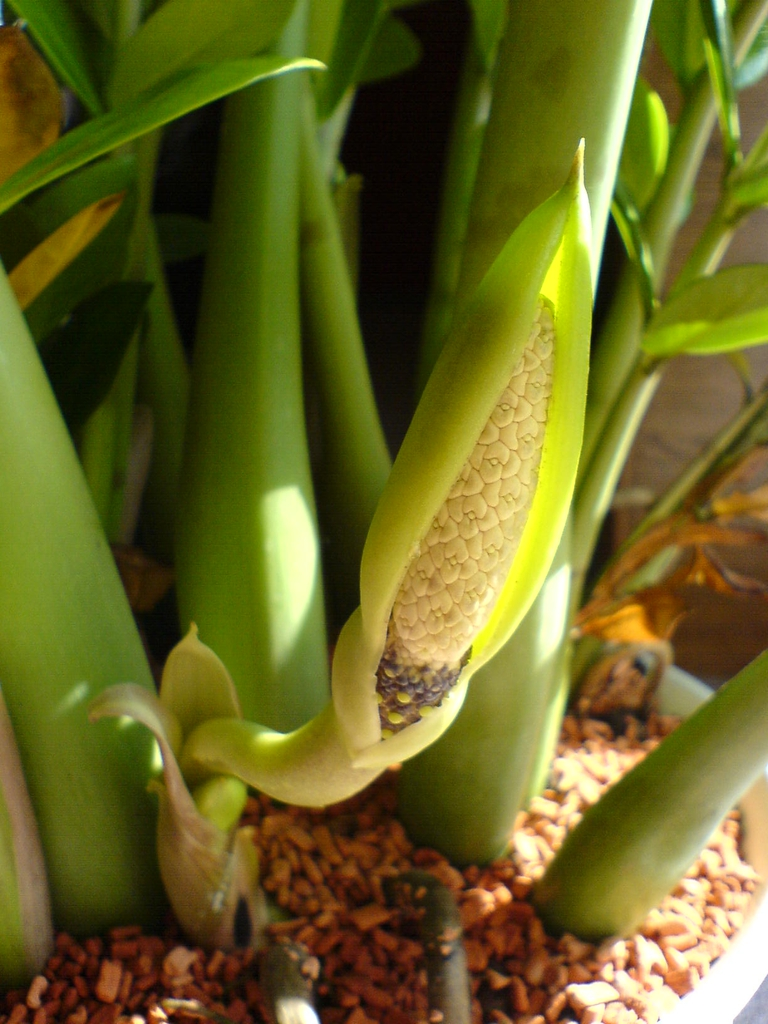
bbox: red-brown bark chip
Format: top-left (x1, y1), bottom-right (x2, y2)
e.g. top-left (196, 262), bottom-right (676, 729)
top-left (1, 714), bottom-right (759, 1024)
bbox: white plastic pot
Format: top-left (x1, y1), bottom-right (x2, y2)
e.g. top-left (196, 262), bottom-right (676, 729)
top-left (656, 667), bottom-right (768, 1023)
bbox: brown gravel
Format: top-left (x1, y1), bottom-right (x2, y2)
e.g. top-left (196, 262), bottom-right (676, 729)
top-left (2, 714), bottom-right (759, 1024)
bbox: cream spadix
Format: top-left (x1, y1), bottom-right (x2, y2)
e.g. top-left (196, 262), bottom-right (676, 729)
top-left (334, 145), bottom-right (592, 768)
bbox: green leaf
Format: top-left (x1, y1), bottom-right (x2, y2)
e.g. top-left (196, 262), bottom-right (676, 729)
top-left (11, 0), bottom-right (108, 115)
top-left (618, 77), bottom-right (669, 213)
top-left (69, 0), bottom-right (114, 42)
top-left (652, 0), bottom-right (707, 87)
top-left (728, 163), bottom-right (768, 208)
top-left (357, 14), bottom-right (421, 84)
top-left (108, 0), bottom-right (296, 105)
top-left (39, 281), bottom-right (152, 431)
top-left (316, 0), bottom-right (386, 119)
top-left (9, 157), bottom-right (138, 339)
top-left (642, 264), bottom-right (768, 357)
top-left (0, 56), bottom-right (321, 216)
top-left (0, 204), bottom-right (43, 273)
top-left (26, 153), bottom-right (136, 233)
top-left (154, 212), bottom-right (209, 263)
top-left (24, 184), bottom-right (138, 343)
top-left (467, 0), bottom-right (507, 69)
top-left (735, 18), bottom-right (768, 88)
top-left (699, 0), bottom-right (741, 168)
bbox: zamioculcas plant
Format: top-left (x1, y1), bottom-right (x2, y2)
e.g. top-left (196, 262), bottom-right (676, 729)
top-left (4, 0), bottom-right (768, 1010)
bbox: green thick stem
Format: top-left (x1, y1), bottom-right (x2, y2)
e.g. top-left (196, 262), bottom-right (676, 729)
top-left (397, 534), bottom-right (572, 865)
top-left (175, 4), bottom-right (329, 728)
top-left (534, 652), bottom-right (768, 940)
top-left (456, 0), bottom-right (653, 301)
top-left (571, 361), bottom-right (662, 606)
top-left (299, 91), bottom-right (390, 622)
top-left (79, 131), bottom-right (162, 541)
top-left (0, 262), bottom-right (163, 934)
top-left (416, 36), bottom-right (492, 391)
top-left (136, 220), bottom-right (190, 562)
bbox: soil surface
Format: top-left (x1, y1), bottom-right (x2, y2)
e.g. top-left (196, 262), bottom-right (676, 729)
top-left (1, 714), bottom-right (759, 1024)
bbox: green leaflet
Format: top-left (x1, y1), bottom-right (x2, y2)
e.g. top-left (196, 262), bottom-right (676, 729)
top-left (154, 213), bottom-right (209, 264)
top-left (356, 14), bottom-right (421, 85)
top-left (618, 77), bottom-right (669, 213)
top-left (0, 56), bottom-right (322, 216)
top-left (642, 264), bottom-right (768, 357)
top-left (39, 281), bottom-right (152, 432)
top-left (12, 0), bottom-right (108, 115)
top-left (108, 0), bottom-right (296, 104)
top-left (315, 0), bottom-right (385, 118)
top-left (699, 0), bottom-right (741, 168)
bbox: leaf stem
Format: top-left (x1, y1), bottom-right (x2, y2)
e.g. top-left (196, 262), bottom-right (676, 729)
top-left (416, 34), bottom-right (492, 391)
top-left (175, 2), bottom-right (330, 728)
top-left (299, 88), bottom-right (390, 622)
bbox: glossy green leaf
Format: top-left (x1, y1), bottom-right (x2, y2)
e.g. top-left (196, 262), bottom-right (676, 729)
top-left (357, 14), bottom-right (421, 85)
top-left (24, 185), bottom-right (138, 343)
top-left (699, 0), bottom-right (741, 168)
top-left (154, 212), bottom-right (209, 263)
top-left (618, 77), bottom-right (669, 212)
top-left (642, 264), bottom-right (768, 357)
top-left (39, 281), bottom-right (152, 431)
top-left (0, 56), bottom-right (321, 216)
top-left (316, 0), bottom-right (385, 119)
top-left (652, 0), bottom-right (706, 86)
top-left (467, 0), bottom-right (507, 69)
top-left (308, 0), bottom-right (345, 65)
top-left (11, 0), bottom-right (108, 115)
top-left (109, 0), bottom-right (296, 105)
top-left (735, 18), bottom-right (768, 88)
